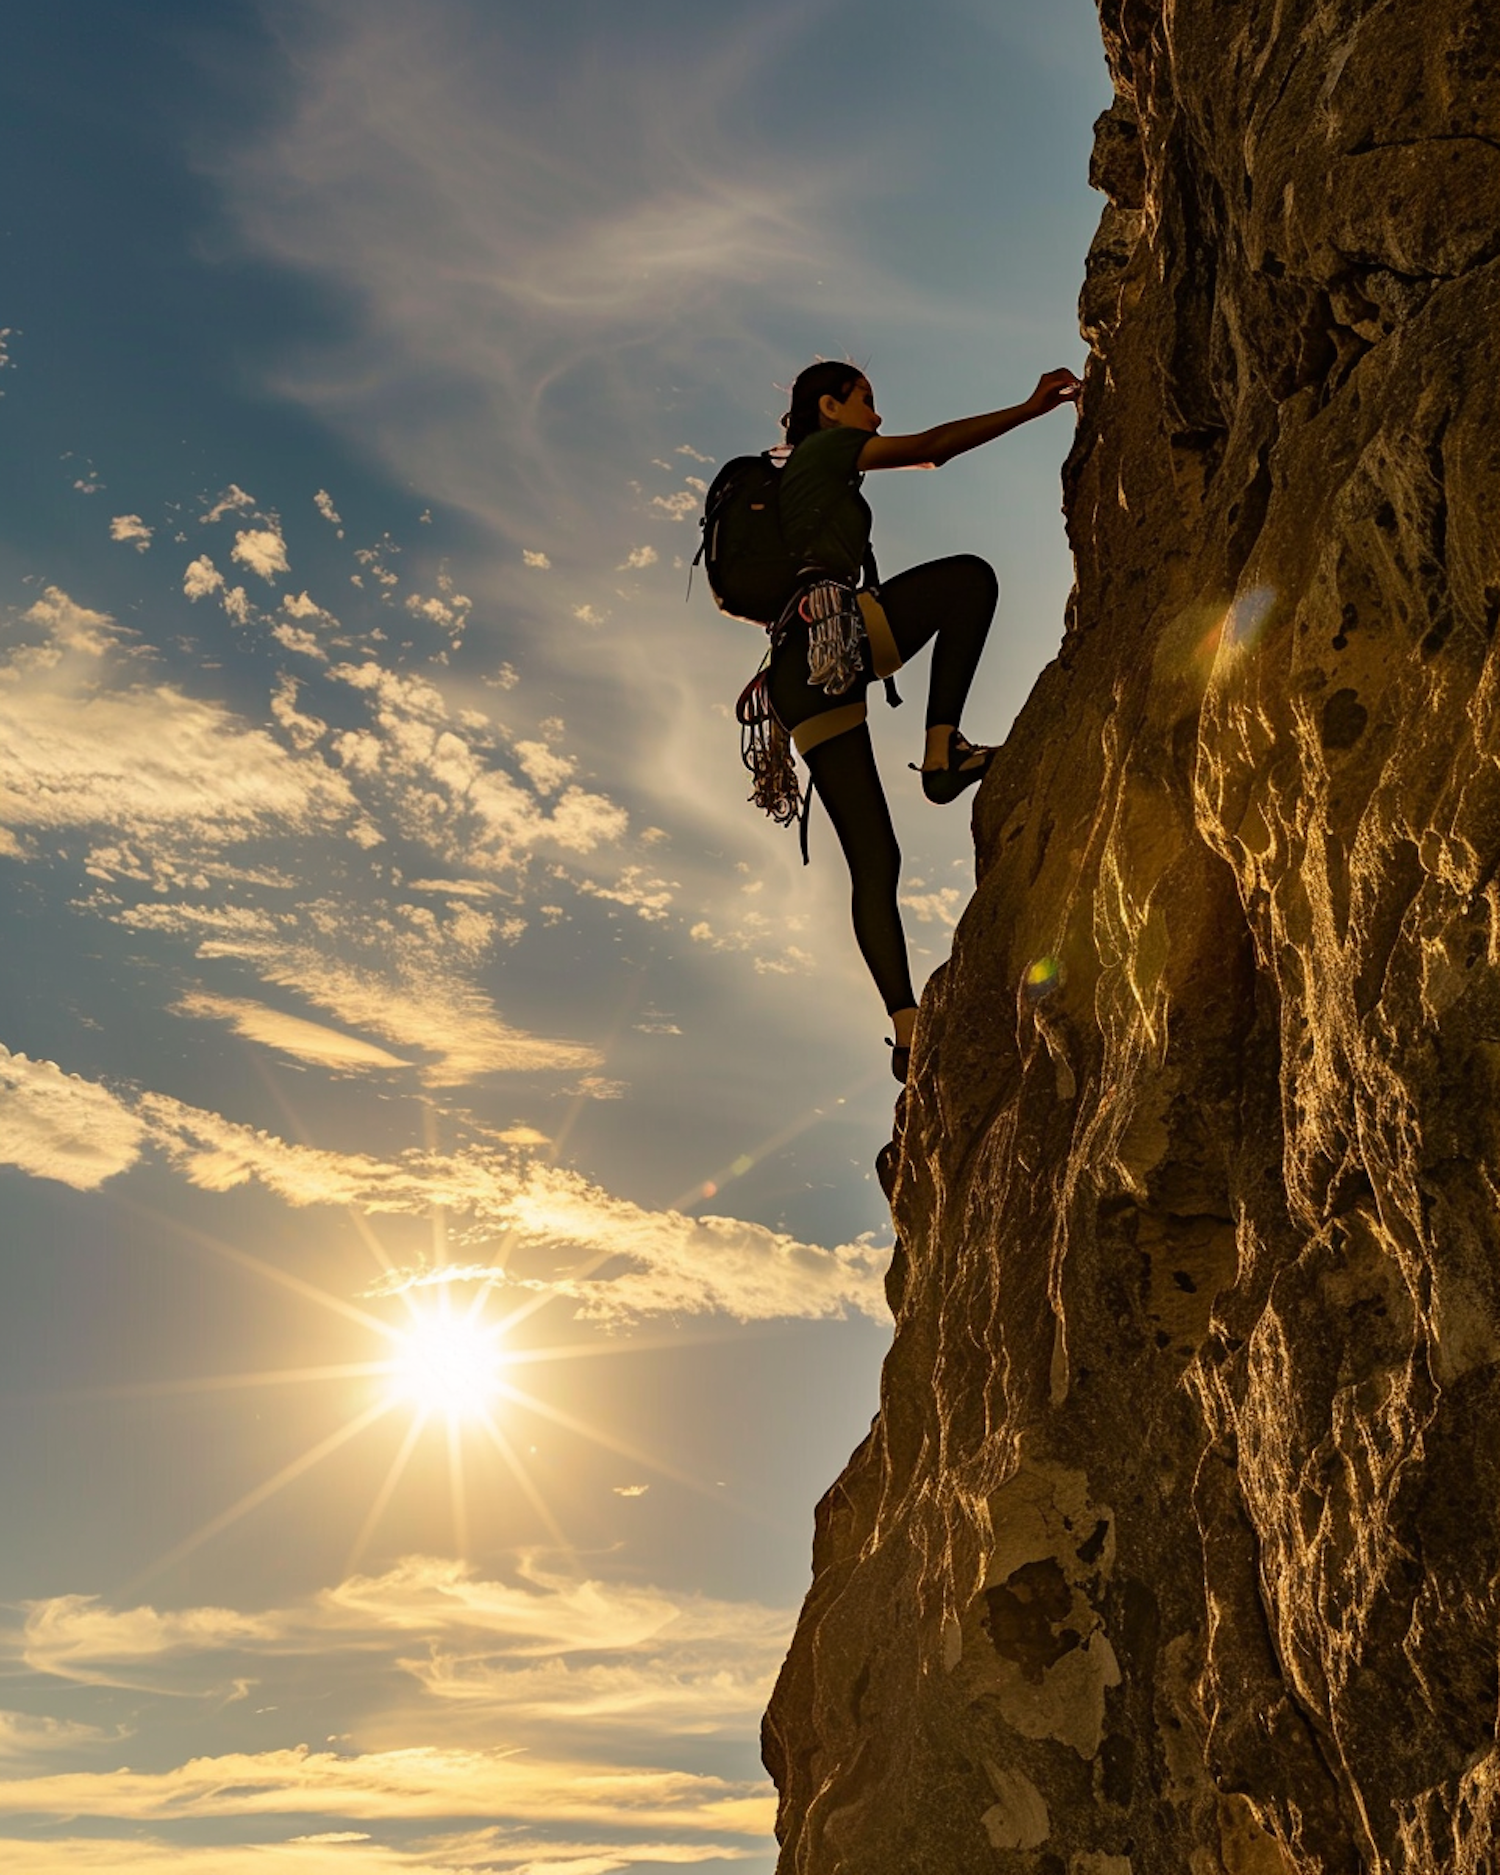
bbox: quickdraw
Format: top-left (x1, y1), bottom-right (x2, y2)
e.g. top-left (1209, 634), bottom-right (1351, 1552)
top-left (799, 577), bottom-right (864, 696)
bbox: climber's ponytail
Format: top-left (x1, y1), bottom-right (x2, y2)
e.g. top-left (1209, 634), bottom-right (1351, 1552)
top-left (781, 362), bottom-right (864, 447)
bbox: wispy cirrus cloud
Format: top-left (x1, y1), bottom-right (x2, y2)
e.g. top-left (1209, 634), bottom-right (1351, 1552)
top-left (220, 0), bottom-right (956, 559)
top-left (21, 1554), bottom-right (790, 1715)
top-left (0, 1835), bottom-right (756, 1874)
top-left (19, 1598), bottom-right (276, 1690)
top-left (0, 1747), bottom-right (774, 1830)
top-left (2, 1557), bottom-right (782, 1862)
top-left (0, 1711), bottom-right (119, 1762)
top-left (0, 591), bottom-right (358, 856)
top-left (172, 991), bottom-right (412, 1073)
top-left (160, 912), bottom-right (600, 1082)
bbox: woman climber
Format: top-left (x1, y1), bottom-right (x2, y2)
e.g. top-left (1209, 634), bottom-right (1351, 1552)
top-left (752, 360), bottom-right (1080, 1082)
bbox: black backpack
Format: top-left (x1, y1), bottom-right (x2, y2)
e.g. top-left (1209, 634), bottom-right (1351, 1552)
top-left (694, 452), bottom-right (800, 626)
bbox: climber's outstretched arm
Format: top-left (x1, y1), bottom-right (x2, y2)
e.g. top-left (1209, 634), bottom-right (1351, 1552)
top-left (858, 368), bottom-right (1080, 472)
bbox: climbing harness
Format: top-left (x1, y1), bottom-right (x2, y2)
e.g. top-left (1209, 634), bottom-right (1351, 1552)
top-left (733, 559), bottom-right (903, 863)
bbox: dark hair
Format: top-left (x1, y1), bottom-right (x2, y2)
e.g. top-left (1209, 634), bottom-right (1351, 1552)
top-left (780, 362), bottom-right (864, 447)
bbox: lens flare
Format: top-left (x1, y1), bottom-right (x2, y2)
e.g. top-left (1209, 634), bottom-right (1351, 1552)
top-left (1023, 956), bottom-right (1063, 1003)
top-left (1200, 583), bottom-right (1278, 675)
top-left (388, 1308), bottom-right (507, 1419)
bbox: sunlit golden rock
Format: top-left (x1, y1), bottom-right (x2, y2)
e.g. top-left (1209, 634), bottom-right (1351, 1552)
top-left (765, 2), bottom-right (1500, 1869)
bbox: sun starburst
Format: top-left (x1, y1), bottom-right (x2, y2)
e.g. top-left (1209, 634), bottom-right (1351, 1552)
top-left (386, 1304), bottom-right (508, 1420)
top-left (95, 1193), bottom-right (745, 1590)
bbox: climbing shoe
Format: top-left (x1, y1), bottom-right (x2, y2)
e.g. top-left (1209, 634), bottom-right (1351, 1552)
top-left (912, 730), bottom-right (996, 805)
top-left (888, 1039), bottom-right (911, 1083)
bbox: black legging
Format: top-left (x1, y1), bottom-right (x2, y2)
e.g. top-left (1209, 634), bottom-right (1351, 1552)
top-left (767, 554), bottom-right (998, 1014)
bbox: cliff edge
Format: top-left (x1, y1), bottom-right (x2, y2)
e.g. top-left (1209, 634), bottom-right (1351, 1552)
top-left (764, 3), bottom-right (1500, 1870)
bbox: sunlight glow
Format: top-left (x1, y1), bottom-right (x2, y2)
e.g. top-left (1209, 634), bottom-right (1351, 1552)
top-left (117, 1201), bottom-right (749, 1576)
top-left (387, 1308), bottom-right (508, 1420)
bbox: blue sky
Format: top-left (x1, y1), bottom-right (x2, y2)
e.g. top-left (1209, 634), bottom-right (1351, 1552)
top-left (0, 2), bottom-right (1109, 1869)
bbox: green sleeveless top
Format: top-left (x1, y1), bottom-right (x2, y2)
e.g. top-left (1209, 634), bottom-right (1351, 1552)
top-left (778, 426), bottom-right (872, 583)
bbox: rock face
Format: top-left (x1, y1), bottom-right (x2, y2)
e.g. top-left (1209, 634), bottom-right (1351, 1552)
top-left (763, 4), bottom-right (1500, 1871)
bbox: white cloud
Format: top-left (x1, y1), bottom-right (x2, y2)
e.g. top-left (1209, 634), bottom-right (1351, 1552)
top-left (752, 948), bottom-right (815, 977)
top-left (0, 1046), bottom-right (147, 1190)
top-left (21, 1597), bottom-right (275, 1688)
top-left (632, 1010), bottom-right (681, 1035)
top-left (562, 1076), bottom-right (628, 1101)
top-left (231, 525), bottom-right (290, 582)
top-left (900, 885), bottom-right (964, 926)
top-left (650, 493), bottom-right (697, 522)
top-left (0, 1747), bottom-right (774, 1831)
top-left (174, 991), bottom-right (411, 1072)
top-left (314, 488), bottom-right (345, 532)
top-left (21, 1554), bottom-right (792, 1733)
top-left (617, 546), bottom-right (657, 571)
top-left (513, 740), bottom-right (575, 796)
top-left (0, 658), bottom-right (357, 850)
top-left (326, 659), bottom-right (628, 870)
top-left (0, 1711), bottom-right (116, 1761)
top-left (404, 878), bottom-right (500, 899)
top-left (4, 1559), bottom-right (786, 1850)
top-left (522, 550), bottom-right (551, 570)
top-left (571, 604), bottom-right (607, 626)
top-left (183, 555), bottom-right (224, 600)
top-left (688, 915), bottom-right (813, 977)
top-left (577, 867), bottom-right (675, 922)
top-left (160, 917), bottom-right (600, 1084)
top-left (272, 621), bottom-right (328, 659)
top-left (0, 1836), bottom-right (755, 1874)
top-left (109, 514), bottom-right (153, 552)
top-left (0, 594), bottom-right (665, 1088)
top-left (201, 485), bottom-right (256, 524)
top-left (14, 584), bottom-right (123, 658)
top-left (613, 1484), bottom-right (650, 1498)
top-left (270, 671), bottom-right (329, 749)
top-left (498, 1159), bottom-right (889, 1321)
top-left (675, 445), bottom-right (713, 463)
top-left (282, 590), bottom-right (339, 627)
top-left (405, 591), bottom-right (471, 632)
top-left (0, 1047), bottom-right (889, 1321)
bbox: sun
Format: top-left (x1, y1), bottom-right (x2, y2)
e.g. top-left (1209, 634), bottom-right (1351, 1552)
top-left (386, 1306), bottom-right (508, 1420)
top-left (113, 1207), bottom-right (728, 1586)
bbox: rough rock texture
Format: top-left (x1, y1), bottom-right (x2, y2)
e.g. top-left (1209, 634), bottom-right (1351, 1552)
top-left (764, 4), bottom-right (1500, 1871)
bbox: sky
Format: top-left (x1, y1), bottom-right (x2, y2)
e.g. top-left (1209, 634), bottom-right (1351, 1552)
top-left (0, 3), bottom-right (1110, 1870)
